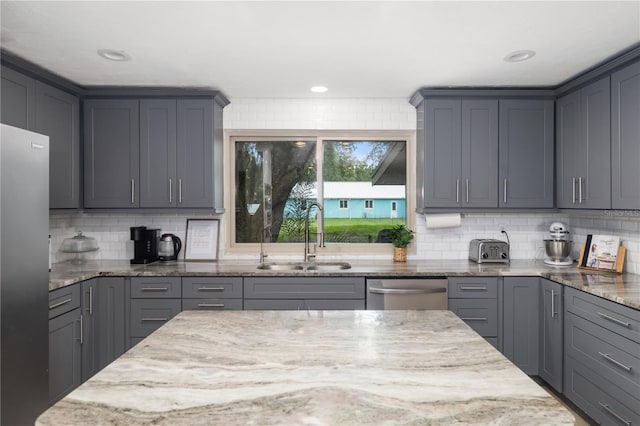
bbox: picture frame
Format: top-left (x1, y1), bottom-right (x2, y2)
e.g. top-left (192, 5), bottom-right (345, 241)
top-left (184, 219), bottom-right (219, 261)
top-left (577, 234), bottom-right (626, 274)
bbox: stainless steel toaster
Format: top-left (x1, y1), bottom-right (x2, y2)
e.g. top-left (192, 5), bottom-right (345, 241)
top-left (469, 239), bottom-right (509, 263)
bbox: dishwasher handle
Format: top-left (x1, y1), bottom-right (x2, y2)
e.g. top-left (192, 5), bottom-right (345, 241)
top-left (368, 287), bottom-right (447, 295)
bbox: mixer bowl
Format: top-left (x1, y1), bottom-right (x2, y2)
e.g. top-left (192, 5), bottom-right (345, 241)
top-left (544, 240), bottom-right (573, 261)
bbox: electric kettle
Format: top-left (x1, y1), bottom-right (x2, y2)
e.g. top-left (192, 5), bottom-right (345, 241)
top-left (158, 234), bottom-right (182, 261)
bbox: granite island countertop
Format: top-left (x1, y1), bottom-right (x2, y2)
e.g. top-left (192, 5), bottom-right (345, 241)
top-left (49, 259), bottom-right (640, 310)
top-left (36, 310), bottom-right (575, 425)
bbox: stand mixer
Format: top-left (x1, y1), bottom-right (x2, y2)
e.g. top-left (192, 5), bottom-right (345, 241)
top-left (543, 222), bottom-right (574, 266)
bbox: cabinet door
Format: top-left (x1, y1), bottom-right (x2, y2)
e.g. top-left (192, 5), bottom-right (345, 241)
top-left (0, 66), bottom-right (36, 130)
top-left (539, 279), bottom-right (563, 392)
top-left (83, 99), bottom-right (140, 208)
top-left (140, 99), bottom-right (177, 207)
top-left (556, 90), bottom-right (582, 208)
top-left (503, 277), bottom-right (539, 375)
top-left (34, 81), bottom-right (80, 209)
top-left (243, 277), bottom-right (365, 300)
top-left (461, 99), bottom-right (498, 207)
top-left (612, 60), bottom-right (640, 210)
top-left (82, 278), bottom-right (126, 382)
top-left (243, 299), bottom-right (305, 310)
top-left (423, 99), bottom-right (462, 207)
top-left (49, 308), bottom-right (81, 404)
top-left (499, 100), bottom-right (554, 208)
top-left (176, 99), bottom-right (214, 207)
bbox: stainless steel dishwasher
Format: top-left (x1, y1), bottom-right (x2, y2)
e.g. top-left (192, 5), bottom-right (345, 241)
top-left (366, 278), bottom-right (448, 310)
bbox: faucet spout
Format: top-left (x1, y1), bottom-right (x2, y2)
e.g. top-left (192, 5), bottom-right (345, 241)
top-left (304, 202), bottom-right (323, 262)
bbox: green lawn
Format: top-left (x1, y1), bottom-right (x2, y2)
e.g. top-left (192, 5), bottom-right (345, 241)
top-left (279, 218), bottom-right (405, 243)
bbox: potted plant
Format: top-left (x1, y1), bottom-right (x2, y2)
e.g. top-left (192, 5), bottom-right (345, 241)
top-left (388, 224), bottom-right (414, 262)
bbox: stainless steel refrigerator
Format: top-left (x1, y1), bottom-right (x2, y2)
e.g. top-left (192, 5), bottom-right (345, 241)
top-left (1, 124), bottom-right (49, 424)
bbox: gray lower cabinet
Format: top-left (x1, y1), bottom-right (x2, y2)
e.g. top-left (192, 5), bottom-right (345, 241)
top-left (556, 77), bottom-right (611, 209)
top-left (612, 60), bottom-right (640, 210)
top-left (81, 278), bottom-right (126, 382)
top-left (244, 299), bottom-right (364, 310)
top-left (83, 99), bottom-right (140, 208)
top-left (0, 65), bottom-right (36, 130)
top-left (182, 277), bottom-right (243, 311)
top-left (539, 279), bottom-right (563, 392)
top-left (502, 277), bottom-right (539, 375)
top-left (447, 277), bottom-right (499, 347)
top-left (48, 285), bottom-right (82, 404)
top-left (130, 277), bottom-right (182, 346)
top-left (498, 100), bottom-right (554, 208)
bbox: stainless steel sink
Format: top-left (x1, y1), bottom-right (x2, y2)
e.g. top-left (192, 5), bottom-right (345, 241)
top-left (256, 262), bottom-right (351, 271)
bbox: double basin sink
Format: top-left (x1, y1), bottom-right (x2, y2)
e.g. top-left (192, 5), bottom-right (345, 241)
top-left (257, 261), bottom-right (351, 271)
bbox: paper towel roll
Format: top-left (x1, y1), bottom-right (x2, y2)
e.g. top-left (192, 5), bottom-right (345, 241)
top-left (425, 214), bottom-right (462, 229)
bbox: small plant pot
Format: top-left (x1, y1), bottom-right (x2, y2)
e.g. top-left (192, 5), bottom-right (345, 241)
top-left (393, 247), bottom-right (407, 262)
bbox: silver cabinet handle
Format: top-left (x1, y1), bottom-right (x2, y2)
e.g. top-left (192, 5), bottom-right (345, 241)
top-left (459, 286), bottom-right (487, 291)
top-left (551, 289), bottom-right (556, 318)
top-left (131, 179), bottom-right (135, 204)
top-left (89, 286), bottom-right (94, 316)
top-left (198, 303), bottom-right (225, 308)
top-left (79, 314), bottom-right (83, 345)
top-left (460, 317), bottom-right (488, 321)
top-left (141, 287), bottom-right (169, 292)
top-left (368, 287), bottom-right (446, 295)
top-left (598, 352), bottom-right (633, 372)
top-left (598, 403), bottom-right (631, 425)
top-left (456, 179), bottom-right (460, 204)
top-left (597, 312), bottom-right (631, 328)
top-left (466, 179), bottom-right (469, 204)
top-left (49, 298), bottom-right (72, 310)
top-left (179, 179), bottom-right (182, 204)
top-left (572, 177), bottom-right (576, 204)
top-left (141, 318), bottom-right (168, 322)
top-left (578, 176), bottom-right (583, 204)
top-left (169, 178), bottom-right (173, 204)
top-left (197, 287), bottom-right (225, 292)
top-left (503, 178), bottom-right (507, 204)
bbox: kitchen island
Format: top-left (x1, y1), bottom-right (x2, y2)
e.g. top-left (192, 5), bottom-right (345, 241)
top-left (37, 310), bottom-right (574, 425)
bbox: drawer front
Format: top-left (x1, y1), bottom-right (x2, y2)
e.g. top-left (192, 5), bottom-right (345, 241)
top-left (565, 287), bottom-right (640, 343)
top-left (565, 311), bottom-right (639, 396)
top-left (244, 299), bottom-right (305, 310)
top-left (448, 298), bottom-right (498, 336)
top-left (484, 337), bottom-right (498, 349)
top-left (131, 277), bottom-right (181, 298)
top-left (49, 284), bottom-right (81, 319)
top-left (182, 277), bottom-right (242, 299)
top-left (448, 277), bottom-right (498, 299)
top-left (130, 299), bottom-right (181, 337)
top-left (182, 298), bottom-right (243, 311)
top-left (243, 277), bottom-right (365, 300)
top-left (305, 299), bottom-right (365, 310)
top-left (564, 356), bottom-right (640, 426)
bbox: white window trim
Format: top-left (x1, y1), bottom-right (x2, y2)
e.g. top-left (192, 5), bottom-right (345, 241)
top-left (339, 199), bottom-right (349, 210)
top-left (223, 129), bottom-right (416, 259)
top-left (364, 200), bottom-right (374, 209)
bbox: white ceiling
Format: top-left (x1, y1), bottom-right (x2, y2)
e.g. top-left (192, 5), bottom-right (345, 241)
top-left (1, 1), bottom-right (639, 98)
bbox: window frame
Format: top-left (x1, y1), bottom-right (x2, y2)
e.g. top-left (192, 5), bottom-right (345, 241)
top-left (339, 199), bottom-right (350, 210)
top-left (364, 199), bottom-right (374, 210)
top-left (224, 129), bottom-right (416, 258)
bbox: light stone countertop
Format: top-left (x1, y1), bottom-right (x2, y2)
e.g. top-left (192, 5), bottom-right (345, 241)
top-left (36, 310), bottom-right (575, 425)
top-left (49, 259), bottom-right (640, 310)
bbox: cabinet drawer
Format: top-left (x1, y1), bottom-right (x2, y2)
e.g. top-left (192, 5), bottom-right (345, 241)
top-left (448, 298), bottom-right (498, 337)
top-left (182, 298), bottom-right (243, 311)
top-left (244, 299), bottom-right (305, 310)
top-left (448, 277), bottom-right (498, 299)
top-left (49, 284), bottom-right (81, 319)
top-left (131, 277), bottom-right (181, 298)
top-left (565, 287), bottom-right (640, 343)
top-left (182, 277), bottom-right (242, 299)
top-left (305, 299), bottom-right (365, 310)
top-left (564, 356), bottom-right (639, 426)
top-left (565, 311), bottom-right (639, 397)
top-left (130, 299), bottom-right (181, 337)
top-left (243, 277), bottom-right (365, 300)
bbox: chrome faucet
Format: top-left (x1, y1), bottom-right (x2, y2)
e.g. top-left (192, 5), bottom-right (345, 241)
top-left (304, 202), bottom-right (323, 262)
top-left (258, 227), bottom-right (269, 264)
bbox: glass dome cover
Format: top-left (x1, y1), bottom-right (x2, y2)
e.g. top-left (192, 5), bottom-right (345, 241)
top-left (61, 231), bottom-right (99, 253)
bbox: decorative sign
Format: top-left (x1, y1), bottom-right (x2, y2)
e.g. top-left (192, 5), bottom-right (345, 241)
top-left (185, 219), bottom-right (219, 261)
top-left (578, 234), bottom-right (625, 274)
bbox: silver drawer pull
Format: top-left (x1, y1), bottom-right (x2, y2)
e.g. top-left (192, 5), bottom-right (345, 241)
top-left (141, 317), bottom-right (168, 322)
top-left (459, 286), bottom-right (487, 291)
top-left (198, 303), bottom-right (225, 308)
top-left (599, 403), bottom-right (631, 426)
top-left (49, 298), bottom-right (73, 310)
top-left (197, 287), bottom-right (225, 292)
top-left (597, 312), bottom-right (631, 328)
top-left (368, 287), bottom-right (446, 295)
top-left (141, 287), bottom-right (169, 292)
top-left (598, 352), bottom-right (633, 372)
top-left (461, 317), bottom-right (488, 321)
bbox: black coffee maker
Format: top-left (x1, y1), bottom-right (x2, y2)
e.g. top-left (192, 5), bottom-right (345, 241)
top-left (130, 226), bottom-right (160, 264)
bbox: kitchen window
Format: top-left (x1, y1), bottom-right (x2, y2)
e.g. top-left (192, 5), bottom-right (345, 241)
top-left (227, 131), bottom-right (414, 255)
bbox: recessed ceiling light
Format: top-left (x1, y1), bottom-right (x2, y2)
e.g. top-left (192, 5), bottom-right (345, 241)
top-left (504, 50), bottom-right (536, 63)
top-left (310, 86), bottom-right (328, 93)
top-left (97, 49), bottom-right (131, 62)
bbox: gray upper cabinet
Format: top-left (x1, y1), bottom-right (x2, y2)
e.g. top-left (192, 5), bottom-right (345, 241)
top-left (83, 99), bottom-right (140, 208)
top-left (557, 78), bottom-right (611, 209)
top-left (539, 279), bottom-right (563, 393)
top-left (502, 277), bottom-right (539, 375)
top-left (0, 65), bottom-right (36, 130)
top-left (499, 100), bottom-right (554, 208)
top-left (35, 81), bottom-right (80, 209)
top-left (612, 60), bottom-right (640, 210)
